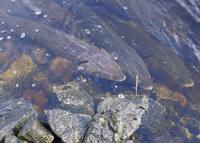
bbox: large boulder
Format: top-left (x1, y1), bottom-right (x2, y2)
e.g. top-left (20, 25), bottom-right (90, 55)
top-left (83, 94), bottom-right (149, 143)
top-left (18, 119), bottom-right (54, 143)
top-left (45, 109), bottom-right (91, 143)
top-left (0, 97), bottom-right (38, 141)
top-left (53, 81), bottom-right (94, 115)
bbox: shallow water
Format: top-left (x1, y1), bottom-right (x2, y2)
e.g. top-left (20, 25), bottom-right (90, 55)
top-left (0, 0), bottom-right (200, 142)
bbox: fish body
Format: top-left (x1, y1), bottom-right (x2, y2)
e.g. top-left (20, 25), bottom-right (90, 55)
top-left (86, 4), bottom-right (194, 87)
top-left (58, 2), bottom-right (153, 90)
top-left (0, 10), bottom-right (125, 82)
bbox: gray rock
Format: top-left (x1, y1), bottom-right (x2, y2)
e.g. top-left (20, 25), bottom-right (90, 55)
top-left (4, 135), bottom-right (19, 143)
top-left (53, 81), bottom-right (94, 115)
top-left (18, 119), bottom-right (54, 143)
top-left (45, 109), bottom-right (91, 143)
top-left (83, 95), bottom-right (148, 143)
top-left (140, 99), bottom-right (172, 134)
top-left (0, 97), bottom-right (37, 141)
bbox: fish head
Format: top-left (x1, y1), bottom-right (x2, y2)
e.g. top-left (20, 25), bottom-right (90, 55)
top-left (77, 48), bottom-right (126, 82)
top-left (179, 78), bottom-right (194, 88)
top-left (138, 78), bottom-right (154, 90)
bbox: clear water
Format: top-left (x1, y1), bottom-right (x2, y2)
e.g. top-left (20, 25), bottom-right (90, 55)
top-left (0, 0), bottom-right (200, 142)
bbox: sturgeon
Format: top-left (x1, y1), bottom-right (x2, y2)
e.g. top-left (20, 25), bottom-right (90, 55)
top-left (0, 10), bottom-right (126, 82)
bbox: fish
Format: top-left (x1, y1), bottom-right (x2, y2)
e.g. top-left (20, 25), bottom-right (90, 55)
top-left (87, 4), bottom-right (194, 87)
top-left (57, 1), bottom-right (153, 90)
top-left (0, 10), bottom-right (126, 82)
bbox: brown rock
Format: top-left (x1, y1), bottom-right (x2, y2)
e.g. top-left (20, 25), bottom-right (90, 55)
top-left (155, 84), bottom-right (188, 107)
top-left (173, 92), bottom-right (188, 107)
top-left (49, 57), bottom-right (73, 81)
top-left (22, 89), bottom-right (48, 113)
top-left (0, 54), bottom-right (36, 87)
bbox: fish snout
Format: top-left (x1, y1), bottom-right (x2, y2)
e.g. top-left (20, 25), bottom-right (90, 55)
top-left (180, 79), bottom-right (194, 88)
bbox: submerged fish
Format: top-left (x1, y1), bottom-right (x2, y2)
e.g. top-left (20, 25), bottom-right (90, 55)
top-left (87, 4), bottom-right (194, 87)
top-left (58, 1), bottom-right (153, 90)
top-left (0, 10), bottom-right (126, 82)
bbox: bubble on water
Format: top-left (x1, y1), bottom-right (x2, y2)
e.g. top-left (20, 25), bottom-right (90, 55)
top-left (163, 61), bottom-right (167, 64)
top-left (32, 83), bottom-right (36, 87)
top-left (6, 35), bottom-right (12, 40)
top-left (35, 10), bottom-right (42, 15)
top-left (45, 53), bottom-right (50, 57)
top-left (84, 29), bottom-right (91, 35)
top-left (10, 29), bottom-right (14, 32)
top-left (16, 25), bottom-right (20, 28)
top-left (82, 78), bottom-right (87, 83)
top-left (12, 70), bottom-right (17, 74)
top-left (0, 47), bottom-right (3, 52)
top-left (114, 85), bottom-right (118, 88)
top-left (118, 93), bottom-right (125, 99)
top-left (62, 1), bottom-right (66, 4)
top-left (77, 66), bottom-right (84, 71)
top-left (20, 32), bottom-right (26, 38)
top-left (0, 37), bottom-right (4, 41)
top-left (7, 9), bottom-right (11, 13)
top-left (35, 29), bottom-right (39, 32)
top-left (43, 14), bottom-right (48, 18)
top-left (121, 35), bottom-right (125, 39)
top-left (1, 21), bottom-right (5, 25)
top-left (15, 83), bottom-right (19, 88)
top-left (113, 56), bottom-right (118, 61)
top-left (11, 0), bottom-right (16, 2)
top-left (123, 6), bottom-right (128, 10)
top-left (97, 25), bottom-right (102, 29)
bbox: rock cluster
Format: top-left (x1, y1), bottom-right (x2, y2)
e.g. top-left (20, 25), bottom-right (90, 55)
top-left (0, 82), bottom-right (149, 143)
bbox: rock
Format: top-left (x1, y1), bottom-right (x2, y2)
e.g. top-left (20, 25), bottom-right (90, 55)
top-left (4, 135), bottom-right (28, 143)
top-left (83, 95), bottom-right (148, 143)
top-left (18, 119), bottom-right (54, 143)
top-left (22, 89), bottom-right (48, 113)
top-left (180, 114), bottom-right (200, 132)
top-left (0, 97), bottom-right (37, 141)
top-left (140, 98), bottom-right (173, 135)
top-left (53, 81), bottom-right (94, 115)
top-left (197, 134), bottom-right (200, 139)
top-left (4, 135), bottom-right (19, 143)
top-left (0, 54), bottom-right (36, 88)
top-left (155, 84), bottom-right (188, 107)
top-left (49, 57), bottom-right (73, 81)
top-left (45, 109), bottom-right (91, 143)
top-left (180, 127), bottom-right (193, 140)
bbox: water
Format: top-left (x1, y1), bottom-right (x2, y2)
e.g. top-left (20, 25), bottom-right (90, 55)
top-left (0, 0), bottom-right (200, 142)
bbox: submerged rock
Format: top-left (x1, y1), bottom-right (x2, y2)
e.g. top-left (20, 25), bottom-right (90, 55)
top-left (45, 109), bottom-right (91, 143)
top-left (83, 95), bottom-right (148, 143)
top-left (49, 57), bottom-right (74, 82)
top-left (0, 54), bottom-right (36, 90)
top-left (53, 81), bottom-right (94, 115)
top-left (0, 97), bottom-right (37, 141)
top-left (140, 98), bottom-right (171, 135)
top-left (22, 89), bottom-right (48, 113)
top-left (18, 119), bottom-right (54, 143)
top-left (4, 135), bottom-right (27, 143)
top-left (4, 135), bottom-right (19, 143)
top-left (155, 84), bottom-right (188, 107)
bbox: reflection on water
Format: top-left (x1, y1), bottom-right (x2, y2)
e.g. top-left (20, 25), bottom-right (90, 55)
top-left (0, 0), bottom-right (200, 142)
